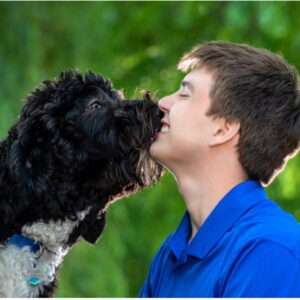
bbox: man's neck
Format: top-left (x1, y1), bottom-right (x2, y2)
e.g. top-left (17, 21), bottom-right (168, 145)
top-left (175, 158), bottom-right (248, 241)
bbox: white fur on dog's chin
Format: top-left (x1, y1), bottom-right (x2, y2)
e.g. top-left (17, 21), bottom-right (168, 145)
top-left (22, 209), bottom-right (89, 249)
top-left (0, 208), bottom-right (90, 297)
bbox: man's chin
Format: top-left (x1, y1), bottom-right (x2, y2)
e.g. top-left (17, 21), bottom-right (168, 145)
top-left (149, 141), bottom-right (168, 166)
top-left (149, 141), bottom-right (158, 158)
top-left (149, 140), bottom-right (163, 160)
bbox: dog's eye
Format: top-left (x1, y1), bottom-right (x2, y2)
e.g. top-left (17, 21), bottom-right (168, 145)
top-left (87, 101), bottom-right (102, 110)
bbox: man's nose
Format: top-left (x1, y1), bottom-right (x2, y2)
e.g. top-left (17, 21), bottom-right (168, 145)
top-left (158, 94), bottom-right (175, 114)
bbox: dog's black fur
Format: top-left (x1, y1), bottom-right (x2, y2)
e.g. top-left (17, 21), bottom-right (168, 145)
top-left (0, 70), bottom-right (162, 296)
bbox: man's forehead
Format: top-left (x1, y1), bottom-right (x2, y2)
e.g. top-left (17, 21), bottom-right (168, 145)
top-left (180, 79), bottom-right (194, 92)
top-left (182, 68), bottom-right (214, 89)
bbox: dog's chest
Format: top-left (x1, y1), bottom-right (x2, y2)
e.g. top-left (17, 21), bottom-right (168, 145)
top-left (0, 242), bottom-right (65, 297)
top-left (0, 210), bottom-right (89, 297)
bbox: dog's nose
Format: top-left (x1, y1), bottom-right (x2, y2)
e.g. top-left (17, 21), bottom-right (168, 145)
top-left (158, 109), bottom-right (164, 119)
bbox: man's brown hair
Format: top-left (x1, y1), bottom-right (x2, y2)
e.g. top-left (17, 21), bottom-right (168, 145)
top-left (178, 41), bottom-right (300, 185)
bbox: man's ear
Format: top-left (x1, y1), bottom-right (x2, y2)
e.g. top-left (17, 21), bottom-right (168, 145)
top-left (209, 118), bottom-right (240, 147)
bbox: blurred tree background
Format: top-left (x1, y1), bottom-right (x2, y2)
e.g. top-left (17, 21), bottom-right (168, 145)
top-left (0, 1), bottom-right (300, 297)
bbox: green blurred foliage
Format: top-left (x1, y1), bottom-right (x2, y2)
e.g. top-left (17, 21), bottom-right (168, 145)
top-left (0, 1), bottom-right (300, 297)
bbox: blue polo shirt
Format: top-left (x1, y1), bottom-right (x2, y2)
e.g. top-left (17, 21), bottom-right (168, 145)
top-left (139, 180), bottom-right (300, 297)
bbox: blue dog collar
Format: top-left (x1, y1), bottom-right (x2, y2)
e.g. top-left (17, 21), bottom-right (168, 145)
top-left (8, 234), bottom-right (41, 253)
top-left (7, 234), bottom-right (44, 286)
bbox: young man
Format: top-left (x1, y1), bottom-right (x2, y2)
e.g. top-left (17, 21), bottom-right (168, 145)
top-left (139, 41), bottom-right (300, 297)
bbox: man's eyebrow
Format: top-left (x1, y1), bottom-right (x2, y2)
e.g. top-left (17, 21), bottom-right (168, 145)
top-left (181, 80), bottom-right (194, 92)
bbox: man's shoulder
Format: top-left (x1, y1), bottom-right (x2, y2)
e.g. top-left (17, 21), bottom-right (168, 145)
top-left (232, 198), bottom-right (300, 259)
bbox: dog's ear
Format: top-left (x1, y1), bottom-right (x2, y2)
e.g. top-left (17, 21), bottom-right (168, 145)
top-left (7, 72), bottom-right (80, 193)
top-left (8, 122), bottom-right (54, 195)
top-left (80, 211), bottom-right (107, 244)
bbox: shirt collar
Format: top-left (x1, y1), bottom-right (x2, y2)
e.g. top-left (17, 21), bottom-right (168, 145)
top-left (169, 180), bottom-right (268, 260)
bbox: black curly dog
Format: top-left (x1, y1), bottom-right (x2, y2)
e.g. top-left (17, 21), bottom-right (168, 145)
top-left (0, 71), bottom-right (162, 297)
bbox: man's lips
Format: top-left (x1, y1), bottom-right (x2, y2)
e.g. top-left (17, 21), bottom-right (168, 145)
top-left (161, 119), bottom-right (169, 126)
top-left (151, 119), bottom-right (170, 143)
top-left (160, 120), bottom-right (170, 133)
